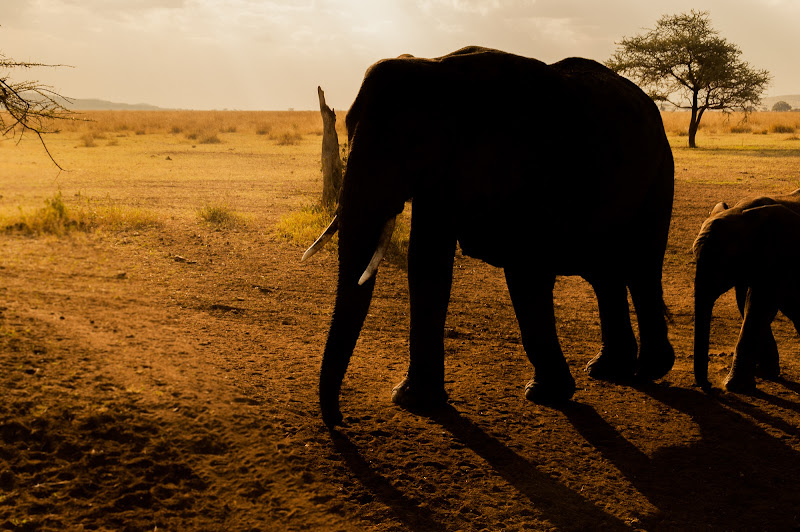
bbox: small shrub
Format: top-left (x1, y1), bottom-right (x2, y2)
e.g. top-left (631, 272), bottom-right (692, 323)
top-left (256, 125), bottom-right (272, 135)
top-left (771, 124), bottom-right (796, 134)
top-left (5, 192), bottom-right (77, 235)
top-left (186, 132), bottom-right (199, 140)
top-left (135, 129), bottom-right (146, 136)
top-left (730, 125), bottom-right (752, 133)
top-left (221, 126), bottom-right (237, 133)
top-left (170, 126), bottom-right (183, 134)
top-left (274, 131), bottom-right (303, 145)
top-left (276, 204), bottom-right (335, 247)
top-left (80, 133), bottom-right (97, 147)
top-left (199, 133), bottom-right (222, 145)
top-left (197, 203), bottom-right (246, 229)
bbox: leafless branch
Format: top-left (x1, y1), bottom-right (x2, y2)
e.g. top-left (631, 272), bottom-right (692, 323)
top-left (1, 54), bottom-right (76, 170)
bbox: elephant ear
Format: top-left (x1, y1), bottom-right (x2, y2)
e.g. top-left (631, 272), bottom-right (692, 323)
top-left (692, 220), bottom-right (713, 260)
top-left (693, 202), bottom-right (734, 259)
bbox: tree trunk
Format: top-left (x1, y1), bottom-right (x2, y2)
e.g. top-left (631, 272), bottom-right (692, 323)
top-left (688, 92), bottom-right (699, 148)
top-left (688, 117), bottom-right (698, 148)
top-left (318, 86), bottom-right (343, 208)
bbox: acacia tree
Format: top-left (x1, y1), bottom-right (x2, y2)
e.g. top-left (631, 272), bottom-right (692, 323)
top-left (772, 101), bottom-right (792, 112)
top-left (1, 53), bottom-right (72, 169)
top-left (607, 11), bottom-right (771, 148)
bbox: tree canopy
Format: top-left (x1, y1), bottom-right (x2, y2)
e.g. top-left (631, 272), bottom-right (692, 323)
top-left (1, 52), bottom-right (72, 169)
top-left (772, 100), bottom-right (792, 112)
top-left (606, 11), bottom-right (771, 148)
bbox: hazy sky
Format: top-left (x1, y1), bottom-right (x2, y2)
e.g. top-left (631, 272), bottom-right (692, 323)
top-left (2, 0), bottom-right (798, 110)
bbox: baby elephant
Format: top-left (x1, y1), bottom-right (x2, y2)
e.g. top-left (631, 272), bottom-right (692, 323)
top-left (693, 201), bottom-right (800, 391)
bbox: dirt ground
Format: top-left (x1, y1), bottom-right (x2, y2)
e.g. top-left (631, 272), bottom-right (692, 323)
top-left (2, 124), bottom-right (800, 530)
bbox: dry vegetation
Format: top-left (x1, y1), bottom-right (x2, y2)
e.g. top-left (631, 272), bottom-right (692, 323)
top-left (1, 110), bottom-right (800, 530)
top-left (661, 110), bottom-right (800, 137)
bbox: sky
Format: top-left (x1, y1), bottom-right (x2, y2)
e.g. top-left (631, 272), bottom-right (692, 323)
top-left (2, 0), bottom-right (799, 110)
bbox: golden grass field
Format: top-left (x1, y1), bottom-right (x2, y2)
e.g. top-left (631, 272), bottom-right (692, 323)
top-left (1, 110), bottom-right (800, 530)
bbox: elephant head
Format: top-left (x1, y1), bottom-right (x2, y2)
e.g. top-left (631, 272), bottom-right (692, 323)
top-left (303, 59), bottom-right (423, 427)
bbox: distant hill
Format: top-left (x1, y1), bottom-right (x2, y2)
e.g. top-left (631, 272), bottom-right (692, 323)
top-left (761, 94), bottom-right (800, 111)
top-left (56, 97), bottom-right (166, 111)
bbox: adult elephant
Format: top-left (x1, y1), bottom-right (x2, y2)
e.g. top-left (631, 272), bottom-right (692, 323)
top-left (693, 190), bottom-right (800, 390)
top-left (305, 47), bottom-right (675, 427)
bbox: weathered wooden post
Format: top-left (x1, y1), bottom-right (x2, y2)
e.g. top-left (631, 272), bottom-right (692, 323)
top-left (318, 86), bottom-right (342, 208)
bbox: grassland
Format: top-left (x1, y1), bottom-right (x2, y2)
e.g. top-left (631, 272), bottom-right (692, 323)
top-left (1, 110), bottom-right (800, 530)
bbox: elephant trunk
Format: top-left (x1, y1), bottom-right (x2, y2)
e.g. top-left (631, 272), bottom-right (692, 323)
top-left (693, 290), bottom-right (715, 390)
top-left (319, 211), bottom-right (385, 427)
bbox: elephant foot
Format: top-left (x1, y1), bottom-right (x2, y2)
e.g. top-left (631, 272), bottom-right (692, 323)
top-left (321, 405), bottom-right (344, 428)
top-left (524, 367), bottom-right (576, 405)
top-left (636, 342), bottom-right (675, 381)
top-left (585, 349), bottom-right (636, 382)
top-left (320, 381), bottom-right (344, 428)
top-left (755, 361), bottom-right (781, 381)
top-left (391, 377), bottom-right (448, 410)
top-left (695, 377), bottom-right (713, 391)
top-left (723, 371), bottom-right (757, 393)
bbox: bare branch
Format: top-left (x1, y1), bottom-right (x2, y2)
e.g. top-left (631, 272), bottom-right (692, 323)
top-left (1, 53), bottom-right (75, 168)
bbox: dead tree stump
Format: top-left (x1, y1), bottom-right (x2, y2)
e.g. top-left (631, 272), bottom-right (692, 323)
top-left (318, 86), bottom-right (342, 208)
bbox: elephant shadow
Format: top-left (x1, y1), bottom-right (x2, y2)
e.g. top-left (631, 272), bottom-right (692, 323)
top-left (328, 429), bottom-right (447, 532)
top-left (425, 405), bottom-right (631, 531)
top-left (562, 384), bottom-right (800, 530)
top-left (778, 378), bottom-right (800, 395)
top-left (330, 387), bottom-right (800, 530)
top-left (331, 407), bottom-right (631, 531)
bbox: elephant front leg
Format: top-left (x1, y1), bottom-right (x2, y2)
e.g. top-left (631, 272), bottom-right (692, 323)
top-left (585, 278), bottom-right (638, 381)
top-left (725, 287), bottom-right (778, 392)
top-left (391, 205), bottom-right (456, 410)
top-left (504, 269), bottom-right (576, 404)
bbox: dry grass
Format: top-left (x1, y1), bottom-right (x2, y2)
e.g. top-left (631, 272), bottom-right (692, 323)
top-left (1, 191), bottom-right (160, 235)
top-left (0, 110), bottom-right (326, 241)
top-left (197, 202), bottom-right (248, 229)
top-left (661, 111), bottom-right (800, 138)
top-left (275, 203), bottom-right (335, 246)
top-left (40, 110), bottom-right (337, 138)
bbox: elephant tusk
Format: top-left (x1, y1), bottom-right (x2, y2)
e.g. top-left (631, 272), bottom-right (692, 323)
top-left (301, 215), bottom-right (339, 262)
top-left (358, 217), bottom-right (396, 286)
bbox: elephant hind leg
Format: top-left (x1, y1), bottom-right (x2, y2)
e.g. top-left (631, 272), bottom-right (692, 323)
top-left (725, 287), bottom-right (778, 392)
top-left (629, 276), bottom-right (675, 381)
top-left (754, 328), bottom-right (781, 380)
top-left (504, 268), bottom-right (575, 404)
top-left (585, 277), bottom-right (638, 381)
top-left (738, 285), bottom-right (780, 380)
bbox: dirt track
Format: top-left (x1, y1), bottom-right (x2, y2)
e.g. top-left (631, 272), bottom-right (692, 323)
top-left (2, 133), bottom-right (800, 530)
